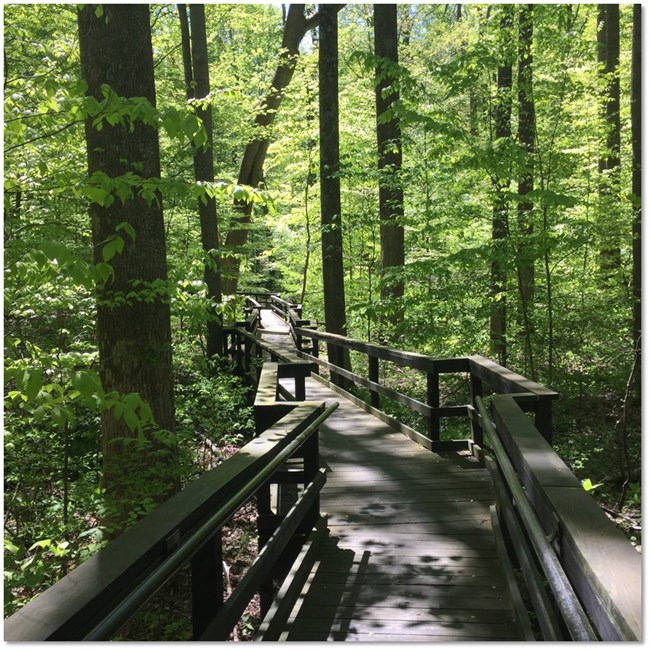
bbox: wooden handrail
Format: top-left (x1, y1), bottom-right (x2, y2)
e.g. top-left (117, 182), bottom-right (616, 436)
top-left (488, 394), bottom-right (642, 641)
top-left (476, 397), bottom-right (598, 641)
top-left (5, 404), bottom-right (335, 641)
top-left (292, 324), bottom-right (557, 444)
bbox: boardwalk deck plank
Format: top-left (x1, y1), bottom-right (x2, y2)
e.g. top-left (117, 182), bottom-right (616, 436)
top-left (257, 310), bottom-right (526, 641)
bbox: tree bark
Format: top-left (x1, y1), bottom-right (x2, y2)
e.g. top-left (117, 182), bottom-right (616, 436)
top-left (221, 4), bottom-right (320, 295)
top-left (631, 3), bottom-right (641, 383)
top-left (319, 3), bottom-right (348, 385)
top-left (374, 4), bottom-right (405, 335)
top-left (517, 3), bottom-right (536, 378)
top-left (178, 4), bottom-right (223, 360)
top-left (78, 4), bottom-right (177, 532)
top-left (597, 4), bottom-right (621, 272)
top-left (489, 6), bottom-right (513, 366)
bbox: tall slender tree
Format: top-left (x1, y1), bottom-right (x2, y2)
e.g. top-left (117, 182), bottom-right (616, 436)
top-left (630, 3), bottom-right (641, 376)
top-left (516, 3), bottom-right (536, 378)
top-left (77, 4), bottom-right (177, 531)
top-left (374, 4), bottom-right (405, 335)
top-left (221, 4), bottom-right (319, 294)
top-left (597, 4), bottom-right (621, 272)
top-left (319, 3), bottom-right (348, 385)
top-left (489, 6), bottom-right (514, 366)
top-left (178, 4), bottom-right (222, 360)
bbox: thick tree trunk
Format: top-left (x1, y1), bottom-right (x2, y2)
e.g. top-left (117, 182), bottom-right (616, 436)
top-left (78, 5), bottom-right (177, 531)
top-left (597, 4), bottom-right (621, 272)
top-left (489, 6), bottom-right (513, 366)
top-left (631, 3), bottom-right (641, 379)
top-left (221, 4), bottom-right (319, 294)
top-left (319, 3), bottom-right (348, 385)
top-left (517, 3), bottom-right (536, 377)
top-left (178, 4), bottom-right (222, 359)
top-left (374, 4), bottom-right (405, 335)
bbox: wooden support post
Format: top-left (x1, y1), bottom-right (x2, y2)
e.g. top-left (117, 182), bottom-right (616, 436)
top-left (470, 372), bottom-right (484, 446)
top-left (427, 369), bottom-right (440, 441)
top-left (244, 335), bottom-right (252, 375)
top-left (535, 398), bottom-right (553, 444)
top-left (301, 428), bottom-right (320, 532)
top-left (311, 336), bottom-right (319, 374)
top-left (294, 374), bottom-right (306, 401)
top-left (256, 484), bottom-right (274, 616)
top-left (368, 355), bottom-right (380, 408)
top-left (191, 533), bottom-right (223, 640)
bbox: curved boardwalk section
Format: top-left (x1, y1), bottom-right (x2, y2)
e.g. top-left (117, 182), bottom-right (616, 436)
top-left (258, 310), bottom-right (526, 641)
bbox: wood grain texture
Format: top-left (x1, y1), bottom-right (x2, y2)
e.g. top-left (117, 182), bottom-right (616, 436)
top-left (254, 316), bottom-right (525, 642)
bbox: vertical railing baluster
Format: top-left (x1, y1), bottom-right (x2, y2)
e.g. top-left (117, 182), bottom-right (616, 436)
top-left (470, 372), bottom-right (484, 446)
top-left (191, 534), bottom-right (223, 640)
top-left (535, 398), bottom-right (553, 444)
top-left (427, 366), bottom-right (440, 441)
top-left (368, 355), bottom-right (380, 408)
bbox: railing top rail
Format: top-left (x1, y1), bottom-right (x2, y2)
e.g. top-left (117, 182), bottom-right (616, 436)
top-left (5, 404), bottom-right (331, 642)
top-left (270, 294), bottom-right (294, 307)
top-left (490, 394), bottom-right (641, 641)
top-left (293, 326), bottom-right (465, 373)
top-left (293, 327), bottom-right (557, 398)
top-left (224, 326), bottom-right (295, 363)
top-left (476, 397), bottom-right (597, 641)
top-left (469, 355), bottom-right (558, 398)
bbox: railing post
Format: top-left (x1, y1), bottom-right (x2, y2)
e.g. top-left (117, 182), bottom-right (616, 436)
top-left (301, 423), bottom-right (320, 532)
top-left (427, 367), bottom-right (440, 442)
top-left (535, 398), bottom-right (553, 444)
top-left (469, 372), bottom-right (484, 446)
top-left (368, 355), bottom-right (380, 408)
top-left (311, 335), bottom-right (319, 374)
top-left (244, 333), bottom-right (252, 376)
top-left (191, 533), bottom-right (224, 640)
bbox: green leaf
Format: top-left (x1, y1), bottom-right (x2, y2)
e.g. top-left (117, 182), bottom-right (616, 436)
top-left (28, 539), bottom-right (52, 551)
top-left (581, 478), bottom-right (603, 492)
top-left (41, 241), bottom-right (71, 264)
top-left (123, 407), bottom-right (139, 432)
top-left (95, 262), bottom-right (114, 283)
top-left (116, 222), bottom-right (136, 242)
top-left (101, 236), bottom-right (125, 262)
top-left (24, 368), bottom-right (43, 401)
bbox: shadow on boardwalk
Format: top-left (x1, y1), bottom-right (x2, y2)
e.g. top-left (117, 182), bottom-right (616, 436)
top-left (275, 377), bottom-right (523, 642)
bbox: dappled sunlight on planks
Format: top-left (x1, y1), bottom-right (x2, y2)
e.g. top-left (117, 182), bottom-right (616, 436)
top-left (257, 309), bottom-right (525, 641)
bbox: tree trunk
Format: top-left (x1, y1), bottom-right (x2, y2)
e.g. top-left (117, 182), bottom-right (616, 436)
top-left (78, 4), bottom-right (177, 532)
top-left (597, 3), bottom-right (621, 273)
top-left (489, 6), bottom-right (513, 366)
top-left (517, 3), bottom-right (536, 378)
top-left (374, 4), bottom-right (405, 336)
top-left (319, 3), bottom-right (348, 386)
top-left (221, 4), bottom-right (319, 295)
top-left (631, 3), bottom-right (641, 385)
top-left (178, 4), bottom-right (223, 360)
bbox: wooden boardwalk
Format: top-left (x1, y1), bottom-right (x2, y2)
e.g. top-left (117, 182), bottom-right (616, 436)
top-left (257, 310), bottom-right (526, 642)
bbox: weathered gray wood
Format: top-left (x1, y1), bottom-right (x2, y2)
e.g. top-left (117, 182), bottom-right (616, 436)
top-left (491, 394), bottom-right (580, 535)
top-left (255, 516), bottom-right (329, 641)
top-left (4, 405), bottom-right (325, 641)
top-left (294, 326), bottom-right (467, 374)
top-left (191, 533), bottom-right (223, 639)
top-left (272, 371), bottom-right (522, 642)
top-left (199, 469), bottom-right (327, 640)
top-left (490, 392), bottom-right (642, 635)
top-left (486, 457), bottom-right (564, 640)
top-left (468, 355), bottom-right (558, 397)
top-left (489, 505), bottom-right (535, 640)
top-left (546, 486), bottom-right (642, 641)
